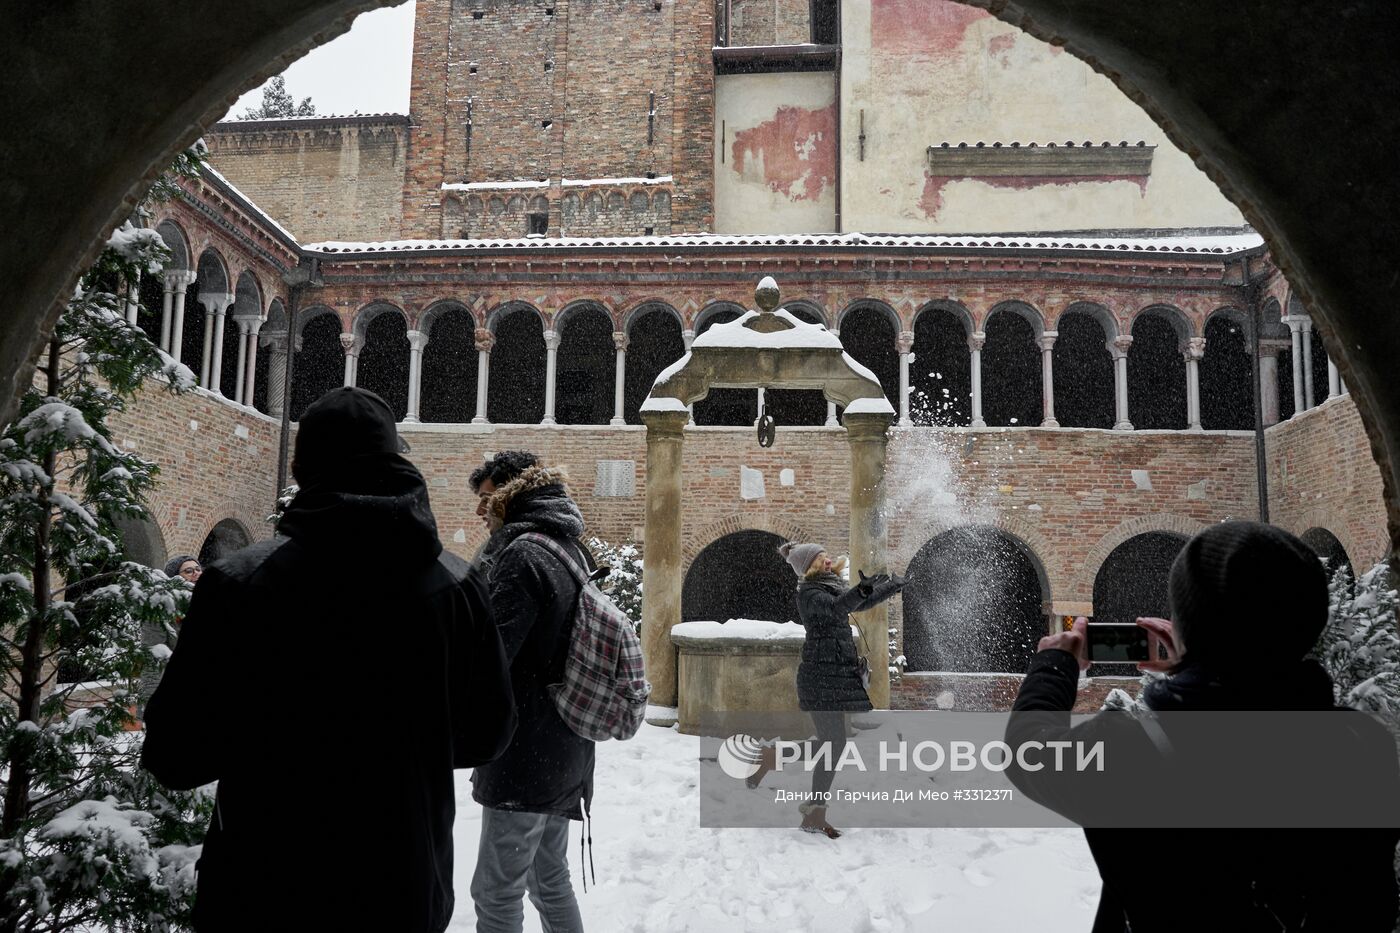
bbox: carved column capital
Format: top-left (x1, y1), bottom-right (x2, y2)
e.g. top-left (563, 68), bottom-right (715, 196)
top-left (967, 331), bottom-right (986, 353)
top-left (1184, 336), bottom-right (1206, 360)
top-left (613, 331), bottom-right (630, 352)
top-left (896, 330), bottom-right (915, 354)
top-left (1037, 330), bottom-right (1058, 352)
top-left (338, 332), bottom-right (362, 356)
top-left (474, 327), bottom-right (496, 353)
top-left (543, 329), bottom-right (561, 351)
top-left (407, 329), bottom-right (429, 352)
top-left (1110, 334), bottom-right (1134, 357)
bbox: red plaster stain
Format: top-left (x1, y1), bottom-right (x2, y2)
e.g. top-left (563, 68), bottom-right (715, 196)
top-left (920, 173), bottom-right (1150, 218)
top-left (732, 104), bottom-right (837, 202)
top-left (988, 33), bottom-right (1015, 66)
top-left (872, 0), bottom-right (990, 55)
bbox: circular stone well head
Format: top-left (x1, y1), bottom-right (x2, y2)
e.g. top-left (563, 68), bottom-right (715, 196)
top-left (755, 276), bottom-right (780, 313)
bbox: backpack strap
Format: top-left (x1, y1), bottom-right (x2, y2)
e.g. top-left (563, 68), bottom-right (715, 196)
top-left (517, 532), bottom-right (591, 587)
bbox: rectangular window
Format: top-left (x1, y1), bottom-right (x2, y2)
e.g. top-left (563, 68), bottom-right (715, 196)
top-left (527, 212), bottom-right (548, 236)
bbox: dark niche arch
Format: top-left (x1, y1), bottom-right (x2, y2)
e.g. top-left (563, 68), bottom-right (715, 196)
top-left (624, 306), bottom-right (685, 425)
top-left (902, 526), bottom-right (1047, 673)
top-left (420, 307), bottom-right (478, 423)
top-left (838, 304), bottom-right (898, 421)
top-left (693, 306), bottom-right (754, 426)
top-left (1053, 311), bottom-right (1115, 429)
top-left (1128, 313), bottom-right (1187, 429)
top-left (488, 305), bottom-right (546, 424)
top-left (682, 530), bottom-right (799, 625)
top-left (982, 309), bottom-right (1041, 428)
top-left (1301, 527), bottom-right (1354, 587)
top-left (290, 312), bottom-right (343, 421)
top-left (766, 303), bottom-right (828, 426)
top-left (910, 307), bottom-right (971, 426)
top-left (357, 310), bottom-right (410, 421)
top-left (1091, 531), bottom-right (1187, 673)
top-left (199, 518), bottom-right (252, 566)
top-left (1201, 314), bottom-right (1255, 430)
top-left (556, 304), bottom-right (615, 425)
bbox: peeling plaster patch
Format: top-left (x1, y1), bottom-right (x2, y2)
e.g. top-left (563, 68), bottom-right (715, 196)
top-left (919, 173), bottom-right (1151, 219)
top-left (988, 33), bottom-right (1015, 66)
top-left (452, 529), bottom-right (467, 544)
top-left (430, 476), bottom-right (449, 488)
top-left (872, 0), bottom-right (989, 54)
top-left (740, 466), bottom-right (766, 500)
top-left (825, 502), bottom-right (836, 516)
top-left (234, 424), bottom-right (250, 440)
top-left (1131, 470), bottom-right (1153, 491)
top-left (732, 104), bottom-right (836, 202)
top-left (1186, 479), bottom-right (1207, 500)
top-left (780, 468), bottom-right (795, 486)
top-left (188, 420), bottom-right (199, 432)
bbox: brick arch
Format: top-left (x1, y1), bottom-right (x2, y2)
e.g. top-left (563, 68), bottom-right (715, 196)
top-left (191, 513), bottom-right (261, 564)
top-left (418, 299), bottom-right (479, 336)
top-left (1075, 513), bottom-right (1207, 602)
top-left (984, 299), bottom-right (1046, 337)
top-left (623, 298), bottom-right (683, 332)
top-left (1277, 505), bottom-right (1371, 573)
top-left (552, 298), bottom-right (616, 332)
top-left (893, 514), bottom-right (1055, 609)
top-left (681, 513), bottom-right (817, 575)
top-left (1129, 302), bottom-right (1193, 342)
top-left (351, 300), bottom-right (408, 339)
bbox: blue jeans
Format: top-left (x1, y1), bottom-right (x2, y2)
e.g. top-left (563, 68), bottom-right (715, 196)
top-left (470, 807), bottom-right (584, 933)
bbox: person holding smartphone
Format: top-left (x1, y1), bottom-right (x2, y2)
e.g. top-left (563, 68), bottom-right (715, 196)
top-left (1005, 521), bottom-right (1400, 932)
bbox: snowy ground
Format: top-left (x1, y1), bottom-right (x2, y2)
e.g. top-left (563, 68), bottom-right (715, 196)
top-left (449, 725), bottom-right (1101, 932)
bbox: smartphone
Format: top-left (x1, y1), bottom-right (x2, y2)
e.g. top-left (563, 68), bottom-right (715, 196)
top-left (1086, 623), bottom-right (1151, 663)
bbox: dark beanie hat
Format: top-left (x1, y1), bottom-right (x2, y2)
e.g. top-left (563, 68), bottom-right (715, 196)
top-left (292, 388), bottom-right (402, 488)
top-left (164, 554), bottom-right (198, 579)
top-left (1168, 521), bottom-right (1328, 670)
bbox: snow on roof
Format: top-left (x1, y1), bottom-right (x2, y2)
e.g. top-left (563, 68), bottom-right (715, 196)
top-left (213, 113), bottom-right (410, 128)
top-left (690, 308), bottom-right (843, 351)
top-left (305, 230), bottom-right (1264, 256)
top-left (442, 179), bottom-right (550, 191)
top-left (199, 164), bottom-right (300, 246)
top-left (561, 175), bottom-right (674, 187)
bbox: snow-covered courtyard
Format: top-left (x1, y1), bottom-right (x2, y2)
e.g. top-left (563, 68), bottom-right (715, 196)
top-left (449, 724), bottom-right (1101, 932)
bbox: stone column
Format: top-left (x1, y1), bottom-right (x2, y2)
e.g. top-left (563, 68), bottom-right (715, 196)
top-left (232, 319), bottom-right (251, 405)
top-left (542, 328), bottom-right (561, 425)
top-left (1185, 336), bottom-right (1206, 430)
top-left (242, 319), bottom-right (262, 407)
top-left (159, 274), bottom-right (175, 351)
top-left (1328, 358), bottom-right (1341, 399)
top-left (682, 328), bottom-right (696, 426)
top-left (167, 271), bottom-right (195, 366)
top-left (1038, 330), bottom-right (1059, 428)
top-left (968, 331), bottom-right (986, 428)
top-left (263, 331), bottom-right (288, 417)
top-left (896, 330), bottom-right (914, 426)
top-left (1110, 335), bottom-right (1134, 430)
top-left (641, 409), bottom-right (689, 716)
top-left (405, 329), bottom-right (428, 423)
top-left (611, 331), bottom-right (628, 425)
top-left (1259, 340), bottom-right (1285, 427)
top-left (826, 328), bottom-right (840, 426)
top-left (472, 327), bottom-right (494, 424)
top-left (1300, 317), bottom-right (1316, 409)
top-left (845, 410), bottom-right (894, 710)
top-left (1285, 315), bottom-right (1306, 415)
top-left (340, 332), bottom-right (359, 388)
top-left (125, 270), bottom-right (141, 325)
top-left (197, 293), bottom-right (234, 391)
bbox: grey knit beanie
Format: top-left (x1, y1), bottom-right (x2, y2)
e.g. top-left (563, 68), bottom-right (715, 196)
top-left (778, 542), bottom-right (824, 577)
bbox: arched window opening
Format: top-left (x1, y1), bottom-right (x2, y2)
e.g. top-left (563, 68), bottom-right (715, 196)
top-left (1052, 311), bottom-right (1114, 428)
top-left (1201, 315), bottom-right (1254, 430)
top-left (420, 307), bottom-right (478, 423)
top-left (624, 307), bottom-right (685, 425)
top-left (137, 270), bottom-right (165, 346)
top-left (253, 299), bottom-right (286, 415)
top-left (357, 310), bottom-right (410, 421)
top-left (693, 307), bottom-right (754, 426)
top-left (223, 272), bottom-right (261, 398)
top-left (488, 306), bottom-right (546, 424)
top-left (903, 526), bottom-right (1046, 673)
top-left (1309, 326), bottom-right (1332, 406)
top-left (839, 304), bottom-right (898, 422)
top-left (114, 514), bottom-right (167, 570)
top-left (766, 303), bottom-right (828, 426)
top-left (682, 530), bottom-right (799, 625)
top-left (910, 307), bottom-right (971, 427)
top-left (557, 305), bottom-right (615, 425)
top-left (1091, 531), bottom-right (1186, 674)
top-left (1301, 527), bottom-right (1354, 588)
top-left (199, 519), bottom-right (251, 566)
top-left (982, 309), bottom-right (1040, 428)
top-left (1128, 313), bottom-right (1187, 429)
top-left (290, 312), bottom-right (343, 421)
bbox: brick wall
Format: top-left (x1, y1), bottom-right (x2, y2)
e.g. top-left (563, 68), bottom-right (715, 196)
top-left (204, 117), bottom-right (408, 244)
top-left (729, 0), bottom-right (811, 46)
top-left (403, 0), bottom-right (711, 237)
top-left (1265, 393), bottom-right (1389, 570)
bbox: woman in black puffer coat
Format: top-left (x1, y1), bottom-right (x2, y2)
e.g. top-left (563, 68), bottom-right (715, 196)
top-left (773, 542), bottom-right (904, 837)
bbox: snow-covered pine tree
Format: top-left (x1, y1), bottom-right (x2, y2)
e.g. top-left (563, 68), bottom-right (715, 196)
top-left (586, 537), bottom-right (643, 632)
top-left (238, 76), bottom-right (316, 120)
top-left (267, 483), bottom-right (299, 530)
top-left (0, 148), bottom-right (212, 932)
top-left (1316, 563), bottom-right (1400, 713)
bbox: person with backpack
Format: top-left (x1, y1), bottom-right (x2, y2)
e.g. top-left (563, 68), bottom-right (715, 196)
top-left (142, 388), bottom-right (516, 932)
top-left (469, 452), bottom-right (623, 933)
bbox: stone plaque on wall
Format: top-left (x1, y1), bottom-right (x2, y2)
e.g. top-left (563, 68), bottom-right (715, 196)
top-left (595, 460), bottom-right (636, 498)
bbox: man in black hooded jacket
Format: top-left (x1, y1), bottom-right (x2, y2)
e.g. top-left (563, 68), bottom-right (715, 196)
top-left (1006, 521), bottom-right (1400, 932)
top-left (142, 387), bottom-right (516, 933)
top-left (468, 451), bottom-right (593, 933)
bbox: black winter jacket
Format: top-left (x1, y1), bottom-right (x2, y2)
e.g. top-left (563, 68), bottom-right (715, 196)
top-left (793, 574), bottom-right (885, 712)
top-left (142, 455), bottom-right (515, 933)
top-left (1009, 650), bottom-right (1400, 933)
top-left (472, 468), bottom-right (596, 820)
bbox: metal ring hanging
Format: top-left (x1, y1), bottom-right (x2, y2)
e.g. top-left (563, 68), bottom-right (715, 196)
top-left (757, 406), bottom-right (776, 448)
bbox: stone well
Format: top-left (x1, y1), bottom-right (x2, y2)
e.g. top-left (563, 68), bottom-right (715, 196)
top-left (670, 620), bottom-right (807, 735)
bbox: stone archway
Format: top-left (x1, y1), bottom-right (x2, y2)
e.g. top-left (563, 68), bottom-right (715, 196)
top-left (640, 278), bottom-right (895, 714)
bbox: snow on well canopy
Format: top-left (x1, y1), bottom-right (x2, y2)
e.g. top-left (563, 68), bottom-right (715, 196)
top-left (671, 619), bottom-right (807, 641)
top-left (844, 396), bottom-right (898, 416)
top-left (690, 308), bottom-right (843, 351)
